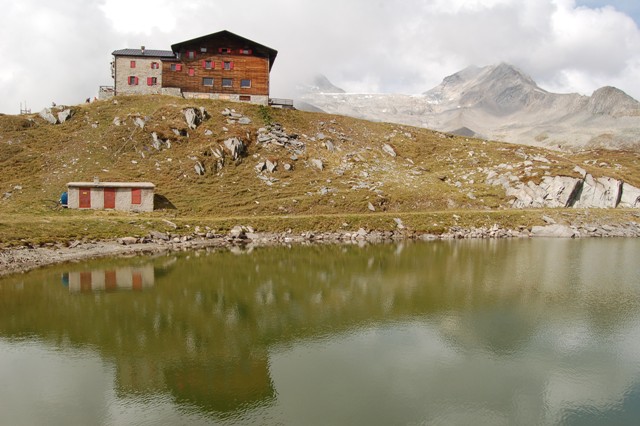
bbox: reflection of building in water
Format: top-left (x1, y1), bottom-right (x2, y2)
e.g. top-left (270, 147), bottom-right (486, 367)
top-left (66, 264), bottom-right (154, 293)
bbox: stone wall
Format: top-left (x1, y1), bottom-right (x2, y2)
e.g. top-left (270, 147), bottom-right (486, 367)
top-left (182, 92), bottom-right (268, 105)
top-left (114, 56), bottom-right (164, 96)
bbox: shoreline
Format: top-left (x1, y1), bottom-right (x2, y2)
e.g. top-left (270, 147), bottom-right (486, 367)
top-left (2, 221), bottom-right (639, 277)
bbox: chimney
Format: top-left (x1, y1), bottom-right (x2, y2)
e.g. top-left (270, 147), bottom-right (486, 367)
top-left (141, 45), bottom-right (145, 55)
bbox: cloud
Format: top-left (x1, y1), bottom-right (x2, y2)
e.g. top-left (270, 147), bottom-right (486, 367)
top-left (0, 0), bottom-right (639, 113)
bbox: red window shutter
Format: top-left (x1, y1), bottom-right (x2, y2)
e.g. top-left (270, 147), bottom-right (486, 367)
top-left (189, 68), bottom-right (195, 76)
top-left (147, 77), bottom-right (152, 86)
top-left (248, 49), bottom-right (252, 55)
top-left (176, 64), bottom-right (182, 71)
top-left (202, 60), bottom-right (206, 68)
top-left (135, 77), bottom-right (139, 85)
top-left (130, 60), bottom-right (136, 68)
top-left (230, 61), bottom-right (234, 70)
top-left (212, 61), bottom-right (216, 69)
top-left (218, 47), bottom-right (223, 53)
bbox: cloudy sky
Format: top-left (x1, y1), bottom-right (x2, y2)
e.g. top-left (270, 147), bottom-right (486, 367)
top-left (1, 0), bottom-right (639, 113)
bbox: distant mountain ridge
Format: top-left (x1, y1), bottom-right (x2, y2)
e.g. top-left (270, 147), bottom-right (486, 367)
top-left (298, 64), bottom-right (640, 150)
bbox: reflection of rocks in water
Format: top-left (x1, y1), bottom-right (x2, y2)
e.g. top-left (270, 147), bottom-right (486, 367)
top-left (65, 264), bottom-right (154, 293)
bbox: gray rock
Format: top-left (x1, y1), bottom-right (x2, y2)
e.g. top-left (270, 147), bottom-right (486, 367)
top-left (574, 174), bottom-right (622, 208)
top-left (620, 183), bottom-right (640, 208)
top-left (382, 143), bottom-right (397, 157)
top-left (284, 163), bottom-right (292, 171)
top-left (149, 230), bottom-right (169, 241)
top-left (151, 132), bottom-right (161, 150)
top-left (39, 108), bottom-right (58, 124)
top-left (229, 226), bottom-right (246, 238)
top-left (311, 159), bottom-right (324, 171)
top-left (542, 215), bottom-right (556, 224)
top-left (113, 117), bottom-right (121, 126)
top-left (117, 237), bottom-right (138, 245)
top-left (573, 165), bottom-right (587, 177)
top-left (195, 161), bottom-right (205, 175)
top-left (204, 129), bottom-right (213, 136)
top-left (393, 217), bottom-right (405, 229)
top-left (538, 176), bottom-right (582, 207)
top-left (367, 202), bottom-right (376, 212)
top-left (57, 109), bottom-right (73, 123)
top-left (223, 137), bottom-right (245, 160)
top-left (134, 117), bottom-right (146, 129)
top-left (531, 224), bottom-right (579, 238)
top-left (325, 140), bottom-right (335, 152)
top-left (183, 107), bottom-right (206, 130)
top-left (266, 159), bottom-right (277, 173)
top-left (238, 117), bottom-right (251, 125)
top-left (316, 132), bottom-right (326, 140)
top-left (255, 162), bottom-right (266, 172)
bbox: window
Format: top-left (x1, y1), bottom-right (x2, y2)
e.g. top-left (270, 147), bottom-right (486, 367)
top-left (202, 60), bottom-right (214, 70)
top-left (200, 47), bottom-right (207, 53)
top-left (188, 67), bottom-right (195, 76)
top-left (202, 77), bottom-right (214, 86)
top-left (186, 51), bottom-right (196, 59)
top-left (131, 188), bottom-right (141, 205)
top-left (128, 76), bottom-right (138, 85)
top-left (239, 49), bottom-right (252, 55)
top-left (239, 95), bottom-right (251, 102)
top-left (147, 77), bottom-right (157, 86)
top-left (170, 63), bottom-right (182, 72)
top-left (130, 60), bottom-right (136, 68)
top-left (240, 79), bottom-right (251, 88)
top-left (223, 61), bottom-right (234, 70)
top-left (218, 47), bottom-right (231, 54)
top-left (222, 78), bottom-right (233, 87)
top-left (150, 62), bottom-right (159, 69)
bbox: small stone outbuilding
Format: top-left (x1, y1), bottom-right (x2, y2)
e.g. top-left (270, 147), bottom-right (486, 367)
top-left (67, 181), bottom-right (155, 212)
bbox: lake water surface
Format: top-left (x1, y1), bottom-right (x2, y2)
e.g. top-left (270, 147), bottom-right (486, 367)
top-left (1, 239), bottom-right (640, 425)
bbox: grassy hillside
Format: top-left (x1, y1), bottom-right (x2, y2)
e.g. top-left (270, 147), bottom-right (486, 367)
top-left (0, 95), bottom-right (639, 246)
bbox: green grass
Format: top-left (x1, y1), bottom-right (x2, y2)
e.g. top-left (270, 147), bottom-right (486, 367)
top-left (1, 95), bottom-right (639, 247)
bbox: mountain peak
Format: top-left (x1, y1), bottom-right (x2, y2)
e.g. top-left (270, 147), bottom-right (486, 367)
top-left (297, 74), bottom-right (345, 94)
top-left (588, 86), bottom-right (640, 116)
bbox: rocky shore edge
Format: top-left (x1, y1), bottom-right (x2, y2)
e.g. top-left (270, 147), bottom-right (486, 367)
top-left (1, 219), bottom-right (639, 277)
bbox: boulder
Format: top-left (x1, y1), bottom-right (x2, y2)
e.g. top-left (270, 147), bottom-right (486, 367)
top-left (573, 174), bottom-right (622, 208)
top-left (367, 202), bottom-right (376, 212)
top-left (311, 159), bottom-right (324, 171)
top-left (238, 117), bottom-right (251, 125)
top-left (266, 159), bottom-right (277, 173)
top-left (117, 237), bottom-right (138, 245)
top-left (223, 137), bottom-right (245, 160)
top-left (325, 140), bottom-right (335, 152)
top-left (538, 176), bottom-right (582, 207)
top-left (382, 143), bottom-right (397, 157)
top-left (134, 117), bottom-right (146, 129)
top-left (620, 183), bottom-right (640, 208)
top-left (39, 108), bottom-right (58, 124)
top-left (183, 107), bottom-right (207, 129)
top-left (113, 117), bottom-right (121, 126)
top-left (530, 224), bottom-right (579, 238)
top-left (57, 109), bottom-right (73, 123)
top-left (194, 161), bottom-right (205, 175)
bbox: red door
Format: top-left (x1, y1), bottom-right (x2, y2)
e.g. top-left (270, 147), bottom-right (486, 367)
top-left (79, 188), bottom-right (91, 208)
top-left (104, 188), bottom-right (116, 209)
top-left (131, 188), bottom-right (141, 205)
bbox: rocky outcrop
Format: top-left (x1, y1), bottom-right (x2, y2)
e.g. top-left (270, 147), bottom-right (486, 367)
top-left (489, 170), bottom-right (640, 209)
top-left (223, 137), bottom-right (245, 160)
top-left (39, 108), bottom-right (58, 124)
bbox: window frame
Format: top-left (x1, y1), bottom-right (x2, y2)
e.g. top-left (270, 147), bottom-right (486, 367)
top-left (240, 79), bottom-right (251, 88)
top-left (202, 77), bottom-right (214, 87)
top-left (150, 62), bottom-right (159, 69)
top-left (222, 78), bottom-right (233, 88)
top-left (128, 76), bottom-right (138, 85)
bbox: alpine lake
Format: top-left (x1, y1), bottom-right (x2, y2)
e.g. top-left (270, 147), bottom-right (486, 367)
top-left (1, 238), bottom-right (639, 425)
